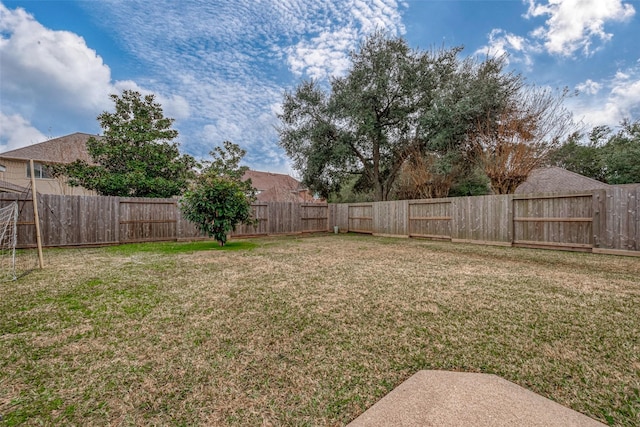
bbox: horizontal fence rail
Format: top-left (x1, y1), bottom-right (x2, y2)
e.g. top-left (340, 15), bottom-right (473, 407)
top-left (0, 193), bottom-right (329, 249)
top-left (1, 185), bottom-right (637, 255)
top-left (331, 187), bottom-right (639, 256)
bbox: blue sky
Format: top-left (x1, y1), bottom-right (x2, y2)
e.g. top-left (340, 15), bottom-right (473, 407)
top-left (1, 0), bottom-right (639, 174)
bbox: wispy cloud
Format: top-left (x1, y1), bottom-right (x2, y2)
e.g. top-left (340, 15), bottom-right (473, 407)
top-left (575, 79), bottom-right (602, 95)
top-left (76, 0), bottom-right (406, 171)
top-left (570, 65), bottom-right (640, 127)
top-left (525, 0), bottom-right (635, 57)
top-left (475, 29), bottom-right (540, 68)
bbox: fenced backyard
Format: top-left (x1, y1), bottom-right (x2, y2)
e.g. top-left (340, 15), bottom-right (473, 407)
top-left (1, 185), bottom-right (638, 255)
top-left (1, 235), bottom-right (638, 425)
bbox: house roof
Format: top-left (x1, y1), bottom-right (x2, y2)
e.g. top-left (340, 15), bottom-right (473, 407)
top-left (0, 179), bottom-right (30, 194)
top-left (0, 132), bottom-right (95, 164)
top-left (242, 170), bottom-right (302, 193)
top-left (242, 170), bottom-right (322, 203)
top-left (515, 166), bottom-right (610, 194)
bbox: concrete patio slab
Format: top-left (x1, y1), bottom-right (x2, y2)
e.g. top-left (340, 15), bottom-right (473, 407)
top-left (347, 370), bottom-right (606, 427)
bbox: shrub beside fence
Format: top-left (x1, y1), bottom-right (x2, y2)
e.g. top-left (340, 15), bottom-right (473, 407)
top-left (0, 193), bottom-right (330, 249)
top-left (1, 185), bottom-right (637, 255)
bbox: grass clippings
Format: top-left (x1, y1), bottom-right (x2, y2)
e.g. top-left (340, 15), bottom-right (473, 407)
top-left (1, 234), bottom-right (639, 426)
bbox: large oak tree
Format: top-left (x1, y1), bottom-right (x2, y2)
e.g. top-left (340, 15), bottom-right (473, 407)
top-left (278, 32), bottom-right (521, 201)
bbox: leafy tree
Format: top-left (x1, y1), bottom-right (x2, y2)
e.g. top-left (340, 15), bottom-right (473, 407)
top-left (53, 90), bottom-right (196, 197)
top-left (549, 127), bottom-right (607, 181)
top-left (600, 119), bottom-right (640, 184)
top-left (447, 166), bottom-right (491, 197)
top-left (327, 175), bottom-right (375, 203)
top-left (180, 141), bottom-right (256, 246)
top-left (278, 32), bottom-right (521, 201)
top-left (550, 119), bottom-right (640, 185)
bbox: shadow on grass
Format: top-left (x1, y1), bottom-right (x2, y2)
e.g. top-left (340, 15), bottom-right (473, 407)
top-left (106, 240), bottom-right (257, 255)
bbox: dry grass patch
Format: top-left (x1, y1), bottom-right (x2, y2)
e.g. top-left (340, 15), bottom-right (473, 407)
top-left (1, 235), bottom-right (639, 426)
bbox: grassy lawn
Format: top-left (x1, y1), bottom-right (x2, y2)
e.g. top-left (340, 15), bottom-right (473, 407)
top-left (1, 234), bottom-right (639, 426)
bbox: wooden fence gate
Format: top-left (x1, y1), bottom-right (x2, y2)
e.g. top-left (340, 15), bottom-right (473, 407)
top-left (408, 199), bottom-right (452, 240)
top-left (348, 204), bottom-right (373, 234)
top-left (118, 198), bottom-right (178, 243)
top-left (512, 192), bottom-right (602, 251)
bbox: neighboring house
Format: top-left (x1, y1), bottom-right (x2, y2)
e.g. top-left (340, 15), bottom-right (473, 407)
top-left (515, 167), bottom-right (611, 194)
top-left (0, 133), bottom-right (97, 195)
top-left (242, 170), bottom-right (323, 203)
top-left (0, 132), bottom-right (322, 201)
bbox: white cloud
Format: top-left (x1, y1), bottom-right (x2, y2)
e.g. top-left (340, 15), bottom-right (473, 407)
top-left (569, 66), bottom-right (640, 127)
top-left (285, 0), bottom-right (406, 79)
top-left (0, 112), bottom-right (47, 153)
top-left (0, 4), bottom-right (194, 152)
top-left (0, 4), bottom-right (112, 118)
top-left (475, 29), bottom-right (540, 68)
top-left (575, 79), bottom-right (602, 95)
top-left (69, 0), bottom-right (407, 172)
top-left (525, 0), bottom-right (635, 57)
top-left (1, 1), bottom-right (407, 171)
top-left (287, 28), bottom-right (358, 79)
top-left (112, 80), bottom-right (192, 121)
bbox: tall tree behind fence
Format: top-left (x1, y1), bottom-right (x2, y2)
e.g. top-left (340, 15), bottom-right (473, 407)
top-left (1, 186), bottom-right (637, 255)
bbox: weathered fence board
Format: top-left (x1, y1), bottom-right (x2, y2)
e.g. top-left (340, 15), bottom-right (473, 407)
top-left (409, 199), bottom-right (452, 239)
top-left (372, 200), bottom-right (408, 236)
top-left (333, 187), bottom-right (638, 255)
top-left (452, 195), bottom-right (512, 244)
top-left (2, 187), bottom-right (638, 254)
top-left (232, 203), bottom-right (269, 236)
top-left (600, 186), bottom-right (640, 252)
top-left (512, 193), bottom-right (594, 249)
top-left (119, 198), bottom-right (177, 243)
top-left (301, 204), bottom-right (329, 233)
top-left (0, 193), bottom-right (329, 248)
top-left (0, 194), bottom-right (36, 248)
top-left (348, 204), bottom-right (373, 234)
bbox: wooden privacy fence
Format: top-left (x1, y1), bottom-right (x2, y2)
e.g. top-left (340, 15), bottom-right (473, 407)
top-left (2, 186), bottom-right (638, 255)
top-left (0, 193), bottom-right (329, 249)
top-left (331, 187), bottom-right (639, 256)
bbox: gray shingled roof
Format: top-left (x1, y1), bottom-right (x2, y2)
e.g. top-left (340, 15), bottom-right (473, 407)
top-left (242, 170), bottom-right (321, 202)
top-left (0, 132), bottom-right (96, 164)
top-left (515, 167), bottom-right (610, 194)
top-left (243, 170), bottom-right (302, 193)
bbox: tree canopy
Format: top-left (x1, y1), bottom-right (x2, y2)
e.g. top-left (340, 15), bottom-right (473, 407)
top-left (551, 119), bottom-right (640, 185)
top-left (180, 141), bottom-right (256, 246)
top-left (278, 32), bottom-right (522, 201)
top-left (54, 90), bottom-right (196, 197)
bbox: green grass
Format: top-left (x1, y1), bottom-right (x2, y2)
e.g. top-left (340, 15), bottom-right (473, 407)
top-left (1, 234), bottom-right (638, 426)
top-left (106, 240), bottom-right (258, 255)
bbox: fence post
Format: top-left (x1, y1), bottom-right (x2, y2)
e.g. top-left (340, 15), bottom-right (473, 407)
top-left (111, 197), bottom-right (119, 244)
top-left (507, 194), bottom-right (515, 244)
top-left (592, 189), bottom-right (606, 248)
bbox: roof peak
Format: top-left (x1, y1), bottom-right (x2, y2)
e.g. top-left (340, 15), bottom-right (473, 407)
top-left (0, 132), bottom-right (95, 163)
